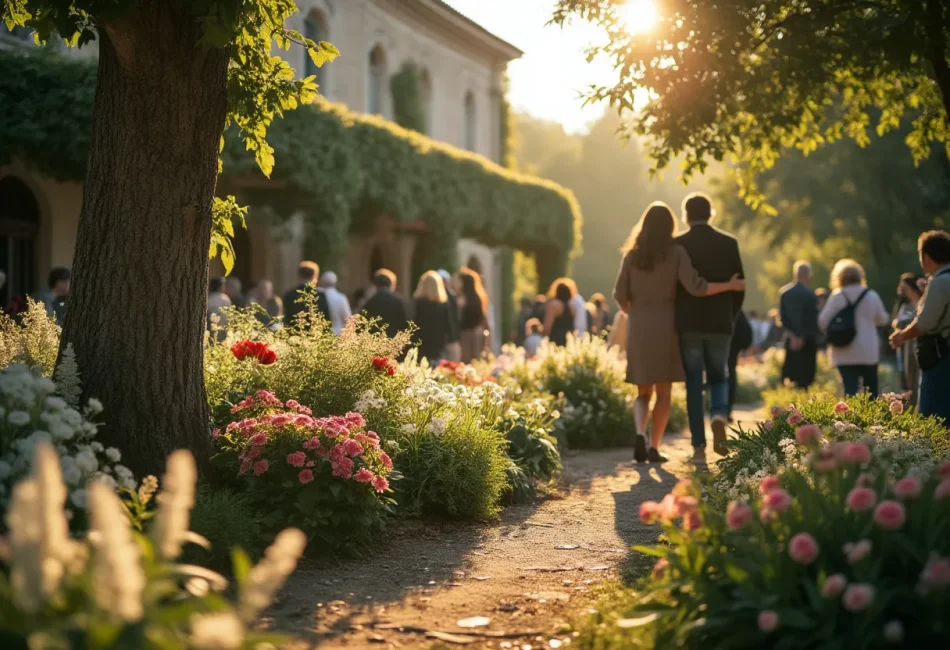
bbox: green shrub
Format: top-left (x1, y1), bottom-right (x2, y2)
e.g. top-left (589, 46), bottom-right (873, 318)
top-left (186, 485), bottom-right (263, 571)
top-left (627, 437), bottom-right (950, 649)
top-left (212, 393), bottom-right (395, 551)
top-left (373, 379), bottom-right (510, 520)
top-left (0, 299), bottom-right (60, 377)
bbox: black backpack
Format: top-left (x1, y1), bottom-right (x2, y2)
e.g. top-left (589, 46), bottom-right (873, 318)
top-left (826, 289), bottom-right (869, 347)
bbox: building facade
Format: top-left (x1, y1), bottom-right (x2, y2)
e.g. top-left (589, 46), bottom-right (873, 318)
top-left (0, 0), bottom-right (520, 340)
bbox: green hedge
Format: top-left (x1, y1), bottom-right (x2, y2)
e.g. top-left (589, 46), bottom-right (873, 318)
top-left (0, 50), bottom-right (581, 276)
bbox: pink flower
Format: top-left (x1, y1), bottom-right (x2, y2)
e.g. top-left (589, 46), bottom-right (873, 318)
top-left (844, 539), bottom-right (872, 564)
top-left (286, 451), bottom-right (306, 468)
top-left (252, 460), bottom-right (269, 476)
top-left (821, 573), bottom-right (848, 598)
top-left (770, 405), bottom-right (784, 418)
top-left (285, 399), bottom-right (300, 409)
top-left (379, 452), bottom-right (393, 469)
top-left (239, 460), bottom-right (252, 475)
top-left (842, 584), bottom-right (874, 612)
top-left (759, 475), bottom-right (781, 494)
top-left (873, 500), bottom-right (906, 530)
top-left (811, 448), bottom-right (837, 474)
top-left (762, 489), bottom-right (792, 512)
top-left (683, 511), bottom-right (702, 531)
top-left (246, 446), bottom-right (262, 460)
top-left (329, 444), bottom-right (346, 460)
top-left (795, 424), bottom-right (821, 446)
top-left (298, 469), bottom-right (314, 484)
top-left (726, 501), bottom-right (753, 530)
top-left (788, 532), bottom-right (819, 564)
top-left (834, 401), bottom-right (851, 415)
top-left (354, 468), bottom-right (374, 483)
top-left (889, 400), bottom-right (904, 415)
top-left (939, 460), bottom-right (950, 480)
top-left (764, 421), bottom-right (774, 431)
top-left (757, 610), bottom-right (779, 633)
top-left (787, 411), bottom-right (803, 426)
top-left (839, 442), bottom-right (871, 466)
top-left (920, 554), bottom-right (950, 589)
top-left (304, 437), bottom-right (321, 450)
top-left (297, 405), bottom-right (313, 416)
top-left (345, 412), bottom-right (366, 429)
top-left (935, 479), bottom-right (950, 501)
top-left (372, 475), bottom-right (389, 492)
top-left (342, 439), bottom-right (363, 456)
top-left (674, 495), bottom-right (699, 516)
top-left (759, 507), bottom-right (774, 524)
top-left (651, 558), bottom-right (668, 578)
top-left (893, 476), bottom-right (922, 500)
top-left (331, 457), bottom-right (354, 479)
top-left (639, 500), bottom-right (661, 524)
top-left (248, 432), bottom-right (268, 446)
top-left (846, 487), bottom-right (877, 512)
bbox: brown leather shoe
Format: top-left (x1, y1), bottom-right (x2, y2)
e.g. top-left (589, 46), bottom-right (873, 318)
top-left (711, 415), bottom-right (729, 456)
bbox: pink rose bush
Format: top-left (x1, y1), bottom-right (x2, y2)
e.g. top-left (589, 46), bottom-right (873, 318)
top-left (213, 391), bottom-right (395, 550)
top-left (629, 417), bottom-right (950, 649)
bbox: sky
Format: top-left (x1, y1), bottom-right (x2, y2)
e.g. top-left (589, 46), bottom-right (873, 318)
top-left (442, 0), bottom-right (617, 133)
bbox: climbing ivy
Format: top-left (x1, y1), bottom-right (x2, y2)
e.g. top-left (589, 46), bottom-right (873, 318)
top-left (390, 62), bottom-right (426, 133)
top-left (0, 50), bottom-right (581, 278)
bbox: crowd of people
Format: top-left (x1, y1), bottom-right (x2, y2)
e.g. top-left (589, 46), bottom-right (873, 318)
top-left (2, 266), bottom-right (71, 325)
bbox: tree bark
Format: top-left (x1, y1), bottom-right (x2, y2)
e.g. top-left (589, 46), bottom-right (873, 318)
top-left (59, 0), bottom-right (230, 475)
top-left (924, 0), bottom-right (950, 120)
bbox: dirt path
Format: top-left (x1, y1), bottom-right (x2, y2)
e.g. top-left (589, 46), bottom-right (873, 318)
top-left (270, 407), bottom-right (762, 649)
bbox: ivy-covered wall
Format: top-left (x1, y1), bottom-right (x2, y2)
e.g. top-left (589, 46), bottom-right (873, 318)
top-left (0, 50), bottom-right (581, 281)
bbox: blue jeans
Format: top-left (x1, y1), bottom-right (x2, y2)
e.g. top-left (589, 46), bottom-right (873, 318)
top-left (920, 353), bottom-right (950, 424)
top-left (838, 365), bottom-right (879, 398)
top-left (680, 333), bottom-right (731, 448)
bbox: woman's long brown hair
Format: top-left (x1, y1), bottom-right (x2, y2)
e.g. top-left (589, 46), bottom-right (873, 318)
top-left (622, 202), bottom-right (678, 271)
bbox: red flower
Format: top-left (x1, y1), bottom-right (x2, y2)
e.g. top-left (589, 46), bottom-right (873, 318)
top-left (372, 357), bottom-right (390, 370)
top-left (231, 339), bottom-right (278, 365)
top-left (386, 365), bottom-right (396, 376)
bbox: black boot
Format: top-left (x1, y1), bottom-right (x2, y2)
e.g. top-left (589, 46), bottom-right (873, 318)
top-left (634, 434), bottom-right (648, 463)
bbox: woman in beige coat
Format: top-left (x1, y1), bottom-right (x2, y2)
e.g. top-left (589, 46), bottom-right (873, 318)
top-left (613, 202), bottom-right (744, 463)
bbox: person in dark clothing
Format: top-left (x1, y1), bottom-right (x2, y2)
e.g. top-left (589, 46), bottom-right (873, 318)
top-left (47, 267), bottom-right (70, 326)
top-left (282, 261), bottom-right (331, 328)
top-left (458, 267), bottom-right (491, 362)
top-left (532, 294), bottom-right (548, 322)
top-left (437, 269), bottom-right (462, 362)
top-left (411, 271), bottom-right (451, 362)
top-left (728, 311), bottom-right (754, 421)
top-left (514, 297), bottom-right (534, 345)
top-left (544, 279), bottom-right (576, 347)
top-left (779, 261), bottom-right (819, 389)
top-left (675, 193), bottom-right (745, 459)
top-left (362, 268), bottom-right (410, 339)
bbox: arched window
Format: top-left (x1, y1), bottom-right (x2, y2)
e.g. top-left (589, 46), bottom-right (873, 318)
top-left (0, 176), bottom-right (40, 308)
top-left (418, 68), bottom-right (432, 134)
top-left (368, 45), bottom-right (387, 116)
top-left (464, 91), bottom-right (476, 151)
top-left (303, 10), bottom-right (330, 95)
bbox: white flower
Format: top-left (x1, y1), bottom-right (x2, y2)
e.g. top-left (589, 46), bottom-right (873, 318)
top-left (90, 441), bottom-right (104, 453)
top-left (8, 411), bottom-right (31, 427)
top-left (86, 398), bottom-right (104, 415)
top-left (190, 611), bottom-right (245, 650)
top-left (426, 417), bottom-right (446, 436)
top-left (87, 482), bottom-right (145, 622)
top-left (60, 457), bottom-right (82, 486)
top-left (49, 421), bottom-right (75, 441)
top-left (75, 449), bottom-right (98, 474)
top-left (92, 473), bottom-right (117, 491)
top-left (151, 450), bottom-right (196, 560)
top-left (61, 409), bottom-right (82, 428)
top-left (44, 396), bottom-right (67, 411)
top-left (5, 443), bottom-right (76, 612)
top-left (105, 447), bottom-right (121, 463)
top-left (35, 378), bottom-right (56, 395)
top-left (70, 489), bottom-right (86, 509)
top-left (240, 528), bottom-right (306, 620)
top-left (399, 423), bottom-right (418, 435)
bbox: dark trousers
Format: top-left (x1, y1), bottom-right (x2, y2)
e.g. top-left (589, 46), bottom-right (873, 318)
top-left (838, 364), bottom-right (879, 398)
top-left (782, 342), bottom-right (817, 389)
top-left (920, 353), bottom-right (950, 424)
top-left (727, 344), bottom-right (740, 418)
top-left (680, 333), bottom-right (731, 448)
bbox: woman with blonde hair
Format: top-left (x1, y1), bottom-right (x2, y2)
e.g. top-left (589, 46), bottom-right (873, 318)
top-left (613, 202), bottom-right (744, 463)
top-left (412, 270), bottom-right (451, 362)
top-left (819, 258), bottom-right (889, 397)
top-left (543, 278), bottom-right (577, 346)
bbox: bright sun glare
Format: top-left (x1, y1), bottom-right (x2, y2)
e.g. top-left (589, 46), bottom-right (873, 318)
top-left (618, 0), bottom-right (658, 34)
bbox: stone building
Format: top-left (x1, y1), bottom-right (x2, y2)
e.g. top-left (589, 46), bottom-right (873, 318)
top-left (0, 2), bottom-right (578, 343)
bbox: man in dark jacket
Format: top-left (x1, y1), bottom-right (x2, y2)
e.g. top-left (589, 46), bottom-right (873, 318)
top-left (779, 261), bottom-right (819, 389)
top-left (675, 193), bottom-right (745, 459)
top-left (282, 261), bottom-right (331, 328)
top-left (362, 268), bottom-right (410, 339)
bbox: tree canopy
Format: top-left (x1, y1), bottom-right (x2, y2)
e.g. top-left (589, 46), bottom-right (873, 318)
top-left (552, 0), bottom-right (950, 204)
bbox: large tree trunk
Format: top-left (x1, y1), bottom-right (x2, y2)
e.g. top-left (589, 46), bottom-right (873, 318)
top-left (59, 1), bottom-right (230, 475)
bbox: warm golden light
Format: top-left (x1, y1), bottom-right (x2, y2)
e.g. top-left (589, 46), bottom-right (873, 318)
top-left (618, 0), bottom-right (658, 34)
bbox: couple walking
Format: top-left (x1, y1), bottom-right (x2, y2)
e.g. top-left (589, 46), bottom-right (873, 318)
top-left (613, 194), bottom-right (745, 464)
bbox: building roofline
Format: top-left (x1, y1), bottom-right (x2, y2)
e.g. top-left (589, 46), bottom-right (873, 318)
top-left (417, 0), bottom-right (523, 60)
